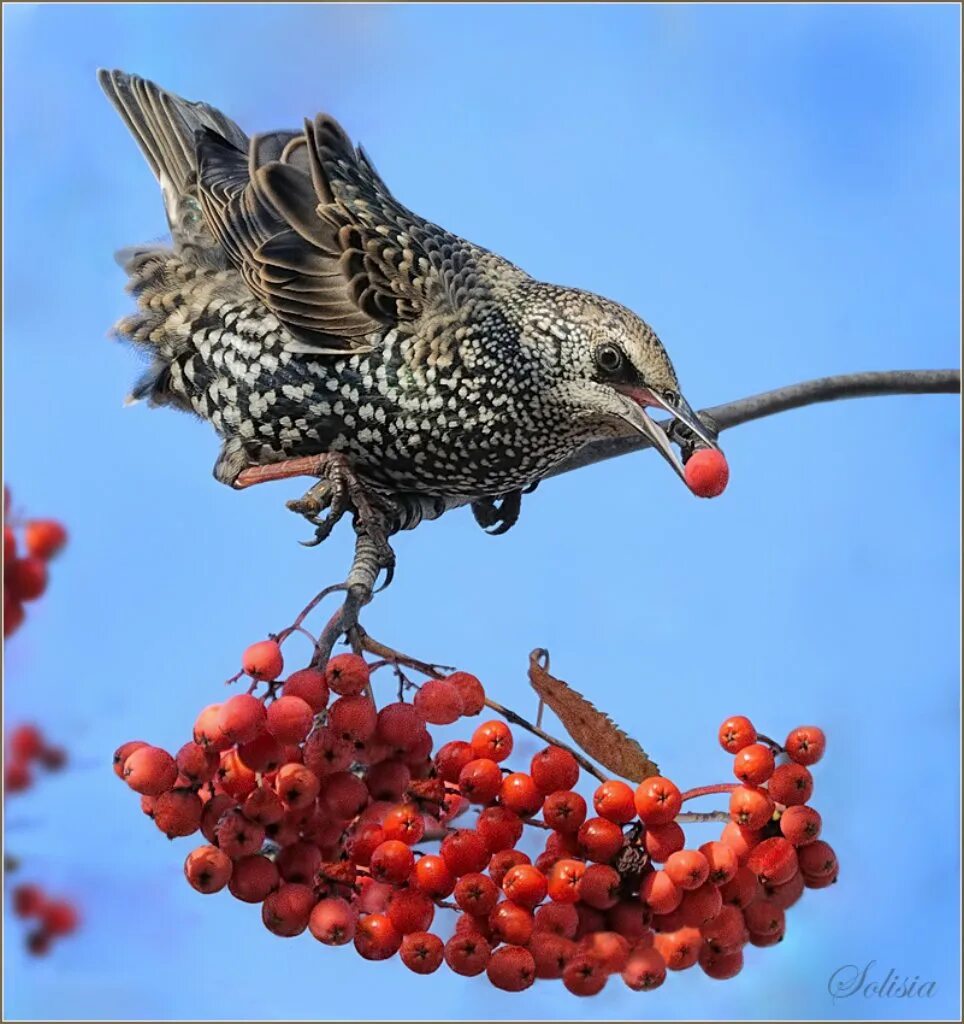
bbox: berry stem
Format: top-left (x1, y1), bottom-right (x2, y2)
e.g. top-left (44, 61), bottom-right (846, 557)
top-left (676, 810), bottom-right (730, 824)
top-left (755, 732), bottom-right (784, 754)
top-left (679, 783), bottom-right (738, 803)
top-left (355, 628), bottom-right (609, 784)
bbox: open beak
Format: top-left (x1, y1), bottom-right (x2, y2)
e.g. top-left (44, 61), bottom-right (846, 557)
top-left (613, 385), bottom-right (720, 482)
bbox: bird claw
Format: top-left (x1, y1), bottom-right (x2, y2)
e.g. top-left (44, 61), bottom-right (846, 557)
top-left (281, 455), bottom-right (399, 584)
top-left (471, 486), bottom-right (532, 536)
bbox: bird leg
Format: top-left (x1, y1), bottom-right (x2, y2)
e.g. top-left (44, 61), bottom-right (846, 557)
top-left (233, 452), bottom-right (399, 583)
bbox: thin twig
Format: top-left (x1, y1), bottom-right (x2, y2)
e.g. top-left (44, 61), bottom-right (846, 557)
top-left (676, 810), bottom-right (731, 824)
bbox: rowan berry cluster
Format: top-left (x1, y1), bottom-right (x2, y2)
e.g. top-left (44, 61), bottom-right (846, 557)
top-left (3, 485), bottom-right (68, 638)
top-left (10, 883), bottom-right (80, 956)
top-left (4, 724), bottom-right (68, 793)
top-left (114, 643), bottom-right (835, 995)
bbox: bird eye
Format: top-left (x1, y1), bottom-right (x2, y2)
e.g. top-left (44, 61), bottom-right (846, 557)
top-left (661, 389), bottom-right (679, 408)
top-left (595, 344), bottom-right (625, 375)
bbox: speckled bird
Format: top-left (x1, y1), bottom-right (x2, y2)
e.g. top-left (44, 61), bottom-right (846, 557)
top-left (100, 70), bottom-right (717, 538)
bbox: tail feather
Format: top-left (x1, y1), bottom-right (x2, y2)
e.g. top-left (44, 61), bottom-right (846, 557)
top-left (98, 69), bottom-right (248, 220)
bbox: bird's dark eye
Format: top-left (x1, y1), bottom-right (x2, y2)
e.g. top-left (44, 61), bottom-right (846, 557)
top-left (595, 344), bottom-right (625, 375)
top-left (661, 389), bottom-right (679, 408)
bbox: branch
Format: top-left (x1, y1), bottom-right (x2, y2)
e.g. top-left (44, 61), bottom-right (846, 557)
top-left (551, 369), bottom-right (960, 478)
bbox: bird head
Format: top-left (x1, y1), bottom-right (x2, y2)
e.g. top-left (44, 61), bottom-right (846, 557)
top-left (517, 283), bottom-right (719, 483)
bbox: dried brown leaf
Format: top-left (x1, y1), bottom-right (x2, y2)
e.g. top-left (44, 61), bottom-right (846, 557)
top-left (528, 649), bottom-right (659, 782)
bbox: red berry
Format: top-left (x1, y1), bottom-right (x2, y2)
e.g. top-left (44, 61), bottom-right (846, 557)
top-left (476, 805), bottom-right (524, 853)
top-left (10, 724), bottom-right (44, 762)
top-left (41, 900), bottom-right (79, 937)
top-left (193, 704), bottom-right (231, 752)
top-left (665, 849), bottom-right (710, 891)
top-left (302, 725), bottom-right (352, 777)
top-left (699, 945), bottom-right (744, 980)
top-left (273, 762), bottom-right (319, 810)
top-left (444, 933), bottom-right (491, 976)
top-left (321, 653), bottom-right (368, 695)
top-left (445, 671), bottom-right (486, 716)
top-left (784, 725), bottom-right (826, 766)
top-left (5, 760), bottom-right (32, 792)
top-left (535, 901), bottom-right (580, 938)
top-left (577, 863), bottom-right (621, 910)
top-left (184, 844), bottom-right (233, 894)
top-left (153, 789), bottom-right (203, 838)
top-left (733, 743), bottom-right (775, 785)
top-left (530, 745), bottom-right (579, 793)
top-left (435, 740), bottom-right (475, 782)
top-left (797, 839), bottom-right (838, 880)
top-left (577, 816), bottom-right (625, 863)
top-left (634, 776), bottom-right (682, 825)
top-left (265, 695), bottom-right (313, 744)
top-left (113, 740), bottom-right (147, 779)
top-left (547, 858), bottom-right (586, 904)
top-left (375, 702), bottom-right (423, 748)
top-left (541, 791), bottom-right (586, 834)
top-left (580, 929), bottom-right (631, 973)
top-left (12, 883), bottom-right (45, 918)
top-left (10, 557), bottom-right (47, 601)
top-left (4, 596), bottom-right (25, 636)
top-left (354, 912), bottom-right (402, 960)
top-left (329, 695), bottom-right (377, 744)
top-left (606, 899), bottom-right (653, 942)
top-left (366, 760), bottom-right (412, 802)
top-left (261, 883), bottom-right (315, 937)
top-left (502, 864), bottom-right (548, 908)
top-left (440, 829), bottom-right (490, 875)
top-left (530, 932), bottom-right (578, 979)
top-left (216, 809), bottom-right (266, 860)
top-left (275, 842), bottom-right (322, 885)
top-left (592, 779), bottom-right (637, 824)
top-left (400, 930), bottom-right (444, 974)
top-left (622, 947), bottom-right (667, 990)
top-left (700, 903), bottom-right (748, 954)
top-left (242, 640), bottom-right (284, 681)
top-left (458, 757), bottom-right (503, 804)
top-left (499, 772), bottom-right (544, 817)
top-left (282, 668), bottom-right (329, 711)
top-left (237, 733), bottom-right (284, 774)
top-left (370, 839), bottom-right (415, 885)
top-left (768, 762), bottom-right (814, 807)
top-left (382, 803), bottom-right (425, 845)
top-left (199, 794), bottom-right (236, 843)
top-left (780, 805), bottom-right (822, 845)
top-left (746, 837), bottom-right (799, 886)
top-left (640, 870), bottom-right (683, 915)
top-left (318, 770), bottom-right (369, 819)
top-left (471, 720), bottom-right (513, 762)
top-left (412, 854), bottom-right (455, 898)
top-left (654, 926), bottom-right (702, 970)
top-left (488, 848), bottom-right (532, 888)
top-left (387, 888), bottom-right (435, 934)
top-left (719, 715), bottom-right (756, 754)
top-left (24, 520), bottom-right (67, 560)
top-left (217, 694), bottom-right (267, 744)
top-left (728, 785), bottom-right (774, 829)
top-left (309, 897), bottom-right (357, 945)
top-left (217, 748), bottom-right (257, 800)
top-left (643, 821), bottom-right (685, 862)
top-left (699, 840), bottom-right (739, 886)
top-left (684, 447), bottom-right (729, 498)
top-left (413, 679), bottom-right (464, 724)
top-left (720, 821), bottom-right (764, 864)
top-left (744, 900), bottom-right (785, 936)
top-left (3, 524), bottom-right (16, 562)
top-left (563, 954), bottom-right (608, 996)
top-left (175, 742), bottom-right (219, 784)
top-left (678, 881), bottom-right (723, 927)
top-left (227, 854), bottom-right (279, 902)
top-left (489, 900), bottom-right (534, 945)
top-left (26, 929), bottom-right (52, 956)
top-left (719, 865), bottom-right (762, 908)
top-left (454, 872), bottom-right (500, 916)
top-left (763, 870), bottom-right (806, 910)
top-left (123, 746), bottom-right (177, 796)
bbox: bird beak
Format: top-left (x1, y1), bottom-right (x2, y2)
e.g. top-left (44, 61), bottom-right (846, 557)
top-left (612, 388), bottom-right (687, 482)
top-left (643, 390), bottom-right (720, 450)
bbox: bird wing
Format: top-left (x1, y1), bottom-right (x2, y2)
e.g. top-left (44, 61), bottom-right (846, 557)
top-left (196, 113), bottom-right (529, 353)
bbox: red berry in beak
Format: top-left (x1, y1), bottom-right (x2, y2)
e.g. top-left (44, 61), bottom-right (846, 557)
top-left (685, 448), bottom-right (730, 498)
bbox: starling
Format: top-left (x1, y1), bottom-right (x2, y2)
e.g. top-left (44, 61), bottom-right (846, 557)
top-left (100, 70), bottom-right (718, 545)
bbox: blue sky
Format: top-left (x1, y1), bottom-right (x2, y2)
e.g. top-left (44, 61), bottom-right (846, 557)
top-left (2, 3), bottom-right (960, 1020)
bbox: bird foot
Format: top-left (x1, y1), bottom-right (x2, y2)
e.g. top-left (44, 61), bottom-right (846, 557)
top-left (471, 482), bottom-right (538, 536)
top-left (234, 453), bottom-right (399, 586)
